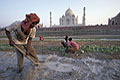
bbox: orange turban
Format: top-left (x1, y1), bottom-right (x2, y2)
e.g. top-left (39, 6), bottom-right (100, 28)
top-left (21, 13), bottom-right (40, 32)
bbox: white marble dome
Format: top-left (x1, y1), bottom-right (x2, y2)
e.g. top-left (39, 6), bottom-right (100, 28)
top-left (59, 7), bottom-right (86, 26)
top-left (65, 8), bottom-right (75, 16)
top-left (59, 8), bottom-right (79, 26)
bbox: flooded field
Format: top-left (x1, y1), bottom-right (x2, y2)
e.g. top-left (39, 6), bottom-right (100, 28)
top-left (0, 51), bottom-right (120, 80)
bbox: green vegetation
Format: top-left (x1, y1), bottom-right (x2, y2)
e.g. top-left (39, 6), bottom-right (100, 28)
top-left (49, 45), bottom-right (120, 56)
top-left (0, 43), bottom-right (14, 51)
top-left (0, 41), bottom-right (120, 55)
top-left (48, 46), bottom-right (67, 56)
top-left (0, 36), bottom-right (7, 38)
top-left (79, 45), bottom-right (120, 54)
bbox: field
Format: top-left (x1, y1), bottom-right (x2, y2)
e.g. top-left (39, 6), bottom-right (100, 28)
top-left (0, 26), bottom-right (120, 80)
top-left (0, 35), bottom-right (120, 59)
top-left (0, 26), bottom-right (120, 59)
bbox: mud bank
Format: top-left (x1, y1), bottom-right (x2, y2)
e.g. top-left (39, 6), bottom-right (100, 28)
top-left (0, 52), bottom-right (120, 80)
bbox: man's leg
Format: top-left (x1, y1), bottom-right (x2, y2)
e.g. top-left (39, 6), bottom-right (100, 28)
top-left (61, 41), bottom-right (66, 48)
top-left (24, 45), bottom-right (39, 63)
top-left (16, 44), bottom-right (24, 73)
top-left (71, 48), bottom-right (79, 56)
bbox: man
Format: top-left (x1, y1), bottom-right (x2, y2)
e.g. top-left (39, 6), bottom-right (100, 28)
top-left (5, 13), bottom-right (40, 73)
top-left (61, 35), bottom-right (69, 48)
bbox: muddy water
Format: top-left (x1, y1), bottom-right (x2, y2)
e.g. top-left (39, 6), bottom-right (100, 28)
top-left (0, 52), bottom-right (120, 80)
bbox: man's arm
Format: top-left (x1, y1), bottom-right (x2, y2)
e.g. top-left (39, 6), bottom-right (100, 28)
top-left (26, 37), bottom-right (32, 55)
top-left (67, 41), bottom-right (71, 46)
top-left (5, 28), bottom-right (15, 46)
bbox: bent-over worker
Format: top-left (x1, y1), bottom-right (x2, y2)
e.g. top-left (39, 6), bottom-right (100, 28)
top-left (5, 13), bottom-right (40, 73)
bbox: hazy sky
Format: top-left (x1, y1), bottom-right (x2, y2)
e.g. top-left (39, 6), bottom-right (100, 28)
top-left (0, 0), bottom-right (120, 27)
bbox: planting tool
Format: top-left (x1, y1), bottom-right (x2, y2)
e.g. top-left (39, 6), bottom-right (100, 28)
top-left (14, 44), bottom-right (38, 66)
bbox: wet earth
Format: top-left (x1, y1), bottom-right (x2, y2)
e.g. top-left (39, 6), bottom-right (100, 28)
top-left (0, 51), bottom-right (120, 80)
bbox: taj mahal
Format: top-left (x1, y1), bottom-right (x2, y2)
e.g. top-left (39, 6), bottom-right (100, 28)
top-left (50, 7), bottom-right (86, 27)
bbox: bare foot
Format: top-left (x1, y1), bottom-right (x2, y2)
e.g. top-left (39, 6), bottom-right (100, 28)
top-left (75, 54), bottom-right (79, 56)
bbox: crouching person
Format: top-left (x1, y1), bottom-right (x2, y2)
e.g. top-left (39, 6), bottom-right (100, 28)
top-left (61, 35), bottom-right (69, 48)
top-left (5, 13), bottom-right (40, 73)
top-left (67, 38), bottom-right (79, 54)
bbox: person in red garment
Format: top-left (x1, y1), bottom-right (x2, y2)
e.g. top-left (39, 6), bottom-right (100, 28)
top-left (5, 13), bottom-right (40, 73)
top-left (68, 37), bottom-right (85, 56)
top-left (39, 35), bottom-right (44, 41)
top-left (67, 37), bottom-right (79, 54)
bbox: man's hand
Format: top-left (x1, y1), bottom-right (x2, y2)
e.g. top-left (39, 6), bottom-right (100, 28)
top-left (26, 50), bottom-right (29, 55)
top-left (26, 37), bottom-right (32, 55)
top-left (5, 28), bottom-right (15, 46)
top-left (9, 40), bottom-right (15, 46)
top-left (23, 45), bottom-right (30, 55)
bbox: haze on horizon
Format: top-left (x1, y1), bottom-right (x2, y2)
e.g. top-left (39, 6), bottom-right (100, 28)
top-left (0, 0), bottom-right (120, 28)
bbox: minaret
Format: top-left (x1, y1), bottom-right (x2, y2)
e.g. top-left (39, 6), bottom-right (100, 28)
top-left (76, 16), bottom-right (78, 24)
top-left (50, 11), bottom-right (52, 27)
top-left (82, 7), bottom-right (86, 26)
top-left (108, 18), bottom-right (111, 25)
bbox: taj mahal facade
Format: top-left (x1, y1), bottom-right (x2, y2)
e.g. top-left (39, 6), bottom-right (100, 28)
top-left (51, 7), bottom-right (86, 27)
top-left (59, 8), bottom-right (78, 25)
